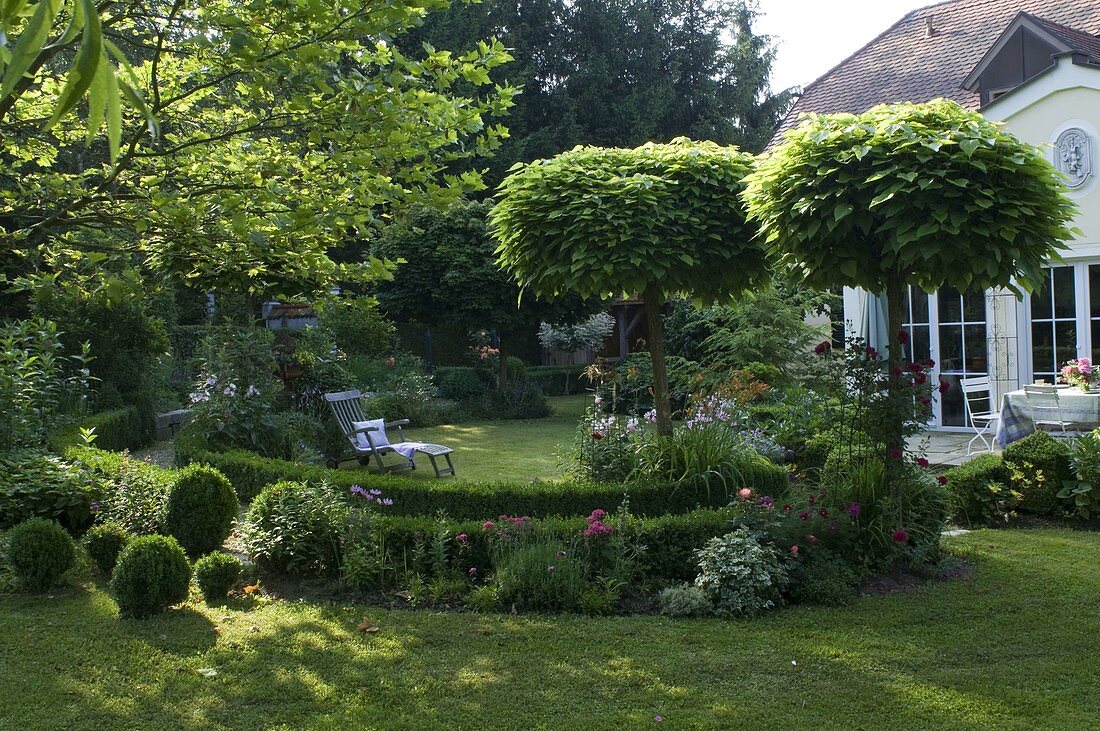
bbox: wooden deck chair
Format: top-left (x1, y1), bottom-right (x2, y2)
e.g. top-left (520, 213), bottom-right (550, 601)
top-left (323, 390), bottom-right (455, 477)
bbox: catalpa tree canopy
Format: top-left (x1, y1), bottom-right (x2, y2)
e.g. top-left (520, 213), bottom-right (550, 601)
top-left (743, 99), bottom-right (1078, 297)
top-left (490, 138), bottom-right (767, 303)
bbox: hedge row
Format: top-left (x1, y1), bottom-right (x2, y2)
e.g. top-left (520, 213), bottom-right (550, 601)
top-left (434, 365), bottom-right (588, 398)
top-left (369, 507), bottom-right (737, 583)
top-left (50, 406), bottom-right (152, 453)
top-left (193, 448), bottom-right (790, 518)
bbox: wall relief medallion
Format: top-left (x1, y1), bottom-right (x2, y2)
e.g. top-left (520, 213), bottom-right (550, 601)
top-left (1054, 128), bottom-right (1091, 188)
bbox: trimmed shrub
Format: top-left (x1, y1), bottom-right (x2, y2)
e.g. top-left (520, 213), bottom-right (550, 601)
top-left (84, 522), bottom-right (131, 575)
top-left (434, 367), bottom-right (488, 400)
top-left (193, 552), bottom-right (244, 603)
top-left (943, 454), bottom-right (1019, 526)
top-left (163, 465), bottom-right (238, 557)
top-left (194, 449), bottom-right (789, 519)
top-left (694, 527), bottom-right (789, 616)
top-left (240, 481), bottom-right (348, 575)
top-left (526, 365), bottom-right (587, 396)
top-left (1003, 431), bottom-right (1072, 515)
top-left (111, 535), bottom-right (192, 618)
top-left (7, 518), bottom-right (76, 591)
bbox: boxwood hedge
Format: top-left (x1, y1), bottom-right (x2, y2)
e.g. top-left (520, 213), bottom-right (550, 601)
top-left (191, 448), bottom-right (790, 518)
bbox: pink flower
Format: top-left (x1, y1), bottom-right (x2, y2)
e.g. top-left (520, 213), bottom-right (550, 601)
top-left (547, 565), bottom-right (557, 573)
top-left (917, 457), bottom-right (929, 468)
top-left (889, 448), bottom-right (904, 459)
top-left (865, 346), bottom-right (879, 359)
top-left (759, 496), bottom-right (774, 508)
top-left (738, 487), bottom-right (753, 500)
top-left (583, 520), bottom-right (614, 538)
top-left (587, 509), bottom-right (606, 523)
top-left (814, 341), bottom-right (832, 355)
top-left (468, 567), bottom-right (477, 576)
top-left (482, 521), bottom-right (494, 530)
top-left (937, 475), bottom-right (948, 485)
top-left (807, 534), bottom-right (817, 544)
top-left (893, 529), bottom-right (909, 543)
top-left (556, 550), bottom-right (567, 557)
top-left (591, 431), bottom-right (603, 440)
top-left (790, 545), bottom-right (800, 556)
top-left (939, 378), bottom-right (950, 394)
top-left (782, 504), bottom-right (793, 511)
top-left (848, 502), bottom-right (861, 518)
top-left (456, 533), bottom-right (468, 544)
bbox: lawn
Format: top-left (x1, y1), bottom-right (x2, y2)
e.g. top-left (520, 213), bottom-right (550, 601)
top-left (1, 529), bottom-right (1098, 730)
top-left (398, 394), bottom-right (588, 483)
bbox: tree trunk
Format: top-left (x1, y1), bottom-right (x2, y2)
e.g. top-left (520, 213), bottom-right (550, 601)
top-left (643, 283), bottom-right (672, 437)
top-left (885, 268), bottom-right (905, 492)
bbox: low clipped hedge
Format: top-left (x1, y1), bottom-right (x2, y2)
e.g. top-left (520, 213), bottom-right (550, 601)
top-left (434, 365), bottom-right (588, 398)
top-left (192, 448), bottom-right (790, 518)
top-left (50, 406), bottom-right (152, 453)
top-left (943, 454), bottom-right (1017, 526)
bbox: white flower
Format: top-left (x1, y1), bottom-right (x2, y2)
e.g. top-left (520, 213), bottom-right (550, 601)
top-left (223, 383), bottom-right (237, 396)
top-left (245, 385), bottom-right (261, 397)
top-left (190, 391), bottom-right (209, 403)
top-left (643, 409), bottom-right (657, 423)
top-left (594, 395), bottom-right (603, 405)
top-left (204, 375), bottom-right (218, 387)
top-left (626, 417), bottom-right (638, 432)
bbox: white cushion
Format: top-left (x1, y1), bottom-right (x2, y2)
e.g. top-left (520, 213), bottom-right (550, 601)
top-left (351, 419), bottom-right (388, 450)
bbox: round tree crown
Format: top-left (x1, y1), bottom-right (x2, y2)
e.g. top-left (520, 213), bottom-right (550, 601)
top-left (491, 138), bottom-right (768, 301)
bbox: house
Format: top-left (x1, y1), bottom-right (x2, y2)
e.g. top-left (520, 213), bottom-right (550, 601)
top-left (771, 0), bottom-right (1100, 430)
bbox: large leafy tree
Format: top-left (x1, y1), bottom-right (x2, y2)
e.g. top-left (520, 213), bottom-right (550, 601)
top-left (491, 138), bottom-right (767, 434)
top-left (373, 199), bottom-right (589, 386)
top-left (410, 0), bottom-right (790, 187)
top-left (2, 0), bottom-right (515, 303)
top-left (744, 99), bottom-right (1077, 467)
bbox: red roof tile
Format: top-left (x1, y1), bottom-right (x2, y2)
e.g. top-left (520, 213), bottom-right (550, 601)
top-left (771, 0), bottom-right (1100, 143)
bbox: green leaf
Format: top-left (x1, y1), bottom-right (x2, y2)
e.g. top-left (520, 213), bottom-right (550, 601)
top-left (0, 0), bottom-right (61, 102)
top-left (46, 0), bottom-right (102, 130)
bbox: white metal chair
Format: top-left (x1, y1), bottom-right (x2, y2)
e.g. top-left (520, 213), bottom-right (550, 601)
top-left (961, 376), bottom-right (1000, 455)
top-left (1023, 384), bottom-right (1074, 436)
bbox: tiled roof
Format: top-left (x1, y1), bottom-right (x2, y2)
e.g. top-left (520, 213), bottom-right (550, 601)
top-left (771, 0), bottom-right (1100, 142)
top-left (1027, 14), bottom-right (1100, 61)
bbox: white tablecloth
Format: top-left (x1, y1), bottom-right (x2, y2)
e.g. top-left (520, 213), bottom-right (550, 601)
top-left (995, 386), bottom-right (1100, 446)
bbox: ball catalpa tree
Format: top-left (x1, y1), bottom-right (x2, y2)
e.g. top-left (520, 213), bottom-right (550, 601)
top-left (490, 138), bottom-right (768, 435)
top-left (744, 99), bottom-right (1077, 464)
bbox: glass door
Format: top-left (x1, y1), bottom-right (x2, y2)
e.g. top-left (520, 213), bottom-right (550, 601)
top-left (1028, 266), bottom-right (1078, 383)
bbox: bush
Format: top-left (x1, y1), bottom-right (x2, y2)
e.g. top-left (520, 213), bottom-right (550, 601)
top-left (433, 367), bottom-right (488, 400)
top-left (658, 583), bottom-right (713, 617)
top-left (84, 522), bottom-right (131, 575)
top-left (1003, 431), bottom-right (1072, 514)
top-left (787, 549), bottom-right (859, 606)
top-left (315, 296), bottom-right (397, 359)
top-left (944, 454), bottom-right (1019, 526)
top-left (111, 535), bottom-right (192, 618)
top-left (163, 465), bottom-right (239, 557)
top-left (195, 448), bottom-right (787, 519)
top-left (240, 481), bottom-right (348, 575)
top-left (694, 527), bottom-right (789, 616)
top-left (50, 406), bottom-right (150, 452)
top-left (7, 518), bottom-right (76, 591)
top-left (0, 449), bottom-right (100, 530)
top-left (193, 552), bottom-right (244, 602)
top-left (1060, 431), bottom-right (1100, 519)
top-left (65, 446), bottom-right (174, 535)
top-left (494, 539), bottom-right (586, 611)
top-left (526, 365), bottom-right (588, 396)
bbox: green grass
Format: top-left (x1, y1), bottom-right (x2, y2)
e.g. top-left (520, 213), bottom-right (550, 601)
top-left (397, 394), bottom-right (587, 483)
top-left (2, 529), bottom-right (1099, 729)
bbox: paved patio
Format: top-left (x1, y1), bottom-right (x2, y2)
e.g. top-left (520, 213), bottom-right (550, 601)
top-left (910, 430), bottom-right (998, 467)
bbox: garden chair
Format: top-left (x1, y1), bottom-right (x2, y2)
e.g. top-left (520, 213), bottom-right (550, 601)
top-left (323, 390), bottom-right (455, 477)
top-left (1023, 384), bottom-right (1073, 436)
top-left (961, 376), bottom-right (1000, 456)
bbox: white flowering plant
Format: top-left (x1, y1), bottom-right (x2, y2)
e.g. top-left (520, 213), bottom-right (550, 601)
top-left (693, 527), bottom-right (790, 616)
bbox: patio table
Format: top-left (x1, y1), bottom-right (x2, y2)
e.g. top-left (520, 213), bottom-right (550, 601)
top-left (995, 386), bottom-right (1100, 446)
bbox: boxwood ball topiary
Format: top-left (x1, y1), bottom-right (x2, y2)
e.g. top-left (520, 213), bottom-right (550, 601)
top-left (164, 465), bottom-right (238, 557)
top-left (193, 552), bottom-right (243, 603)
top-left (7, 518), bottom-right (76, 591)
top-left (84, 522), bottom-right (131, 576)
top-left (110, 534), bottom-right (192, 618)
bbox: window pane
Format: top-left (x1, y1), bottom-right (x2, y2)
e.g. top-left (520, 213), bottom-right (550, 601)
top-left (940, 324), bottom-right (963, 372)
top-left (963, 291), bottom-right (985, 322)
top-left (964, 325), bottom-right (987, 371)
top-left (1090, 265), bottom-right (1100, 316)
top-left (1055, 320), bottom-right (1078, 365)
top-left (913, 325), bottom-right (931, 365)
top-left (911, 290), bottom-right (929, 323)
top-left (1094, 320), bottom-right (1100, 364)
top-left (940, 375), bottom-right (965, 426)
top-left (938, 287), bottom-right (962, 323)
top-left (1053, 266), bottom-right (1076, 318)
top-left (1031, 278), bottom-right (1053, 320)
top-left (1032, 322), bottom-right (1054, 376)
